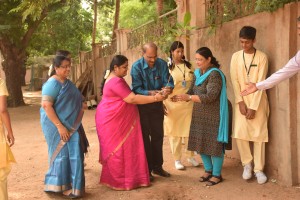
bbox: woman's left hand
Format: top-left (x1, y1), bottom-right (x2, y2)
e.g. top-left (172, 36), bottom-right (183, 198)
top-left (171, 94), bottom-right (189, 102)
top-left (58, 126), bottom-right (70, 142)
top-left (7, 132), bottom-right (14, 147)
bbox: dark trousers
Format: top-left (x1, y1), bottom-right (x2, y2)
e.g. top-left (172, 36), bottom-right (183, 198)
top-left (138, 102), bottom-right (164, 172)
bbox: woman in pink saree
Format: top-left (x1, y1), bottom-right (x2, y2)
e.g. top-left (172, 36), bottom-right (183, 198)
top-left (95, 55), bottom-right (165, 190)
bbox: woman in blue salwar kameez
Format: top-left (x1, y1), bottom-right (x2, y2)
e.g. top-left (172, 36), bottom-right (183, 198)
top-left (40, 53), bottom-right (85, 198)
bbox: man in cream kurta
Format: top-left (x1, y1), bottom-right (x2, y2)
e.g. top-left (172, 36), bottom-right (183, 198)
top-left (0, 78), bottom-right (16, 200)
top-left (241, 17), bottom-right (300, 96)
top-left (230, 26), bottom-right (269, 184)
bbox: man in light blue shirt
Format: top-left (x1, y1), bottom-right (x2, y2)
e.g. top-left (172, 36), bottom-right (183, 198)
top-left (131, 42), bottom-right (174, 181)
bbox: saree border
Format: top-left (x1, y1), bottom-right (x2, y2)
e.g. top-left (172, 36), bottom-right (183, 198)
top-left (49, 109), bottom-right (84, 167)
top-left (102, 119), bottom-right (137, 164)
top-left (101, 182), bottom-right (150, 191)
top-left (45, 184), bottom-right (84, 196)
top-left (42, 95), bottom-right (54, 103)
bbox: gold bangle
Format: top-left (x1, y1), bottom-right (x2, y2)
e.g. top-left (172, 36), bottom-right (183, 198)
top-left (189, 95), bottom-right (192, 101)
top-left (154, 95), bottom-right (158, 101)
top-left (55, 122), bottom-right (61, 126)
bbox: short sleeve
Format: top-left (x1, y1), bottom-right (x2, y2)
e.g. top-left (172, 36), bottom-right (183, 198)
top-left (41, 78), bottom-right (62, 102)
top-left (0, 79), bottom-right (9, 96)
top-left (111, 78), bottom-right (132, 99)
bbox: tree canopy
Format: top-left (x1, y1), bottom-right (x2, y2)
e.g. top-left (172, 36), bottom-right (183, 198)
top-left (94, 0), bottom-right (176, 42)
top-left (0, 0), bottom-right (92, 106)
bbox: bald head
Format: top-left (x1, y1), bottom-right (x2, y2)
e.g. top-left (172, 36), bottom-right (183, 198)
top-left (143, 42), bottom-right (158, 67)
top-left (142, 42), bottom-right (158, 53)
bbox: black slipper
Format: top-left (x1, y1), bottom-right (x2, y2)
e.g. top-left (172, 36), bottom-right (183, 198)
top-left (205, 175), bottom-right (223, 186)
top-left (199, 171), bottom-right (212, 182)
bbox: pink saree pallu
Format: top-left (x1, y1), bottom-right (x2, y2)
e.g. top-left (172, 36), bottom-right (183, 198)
top-left (95, 77), bottom-right (150, 190)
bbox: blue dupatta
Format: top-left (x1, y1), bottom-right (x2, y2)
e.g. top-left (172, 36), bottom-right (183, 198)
top-left (194, 68), bottom-right (229, 143)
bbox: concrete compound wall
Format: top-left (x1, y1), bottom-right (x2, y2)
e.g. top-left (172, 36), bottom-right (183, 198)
top-left (93, 1), bottom-right (299, 186)
top-left (185, 0), bottom-right (299, 186)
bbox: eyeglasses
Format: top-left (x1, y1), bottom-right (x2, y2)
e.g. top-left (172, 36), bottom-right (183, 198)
top-left (60, 64), bottom-right (71, 69)
top-left (145, 55), bottom-right (157, 60)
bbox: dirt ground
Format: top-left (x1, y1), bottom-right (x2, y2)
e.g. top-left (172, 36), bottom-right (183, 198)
top-left (6, 88), bottom-right (300, 200)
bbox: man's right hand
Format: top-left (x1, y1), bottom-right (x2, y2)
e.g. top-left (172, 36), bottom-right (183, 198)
top-left (241, 82), bottom-right (258, 96)
top-left (148, 90), bottom-right (160, 96)
top-left (238, 101), bottom-right (247, 116)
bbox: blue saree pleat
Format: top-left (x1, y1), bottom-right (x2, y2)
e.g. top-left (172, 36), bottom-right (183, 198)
top-left (40, 78), bottom-right (84, 197)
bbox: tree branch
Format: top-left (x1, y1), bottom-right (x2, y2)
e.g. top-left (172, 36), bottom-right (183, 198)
top-left (21, 8), bottom-right (48, 49)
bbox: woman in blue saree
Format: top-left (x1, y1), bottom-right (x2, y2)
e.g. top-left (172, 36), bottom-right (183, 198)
top-left (40, 53), bottom-right (85, 198)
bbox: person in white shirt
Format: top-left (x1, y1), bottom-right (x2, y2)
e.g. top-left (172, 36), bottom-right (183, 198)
top-left (241, 17), bottom-right (300, 96)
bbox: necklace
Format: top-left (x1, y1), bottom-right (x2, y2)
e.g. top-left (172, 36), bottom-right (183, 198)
top-left (243, 49), bottom-right (256, 82)
top-left (176, 63), bottom-right (186, 87)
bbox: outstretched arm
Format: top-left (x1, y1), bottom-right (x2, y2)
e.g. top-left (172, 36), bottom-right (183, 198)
top-left (240, 82), bottom-right (258, 96)
top-left (241, 51), bottom-right (300, 96)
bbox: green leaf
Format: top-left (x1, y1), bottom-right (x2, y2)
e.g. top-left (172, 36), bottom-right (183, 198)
top-left (183, 11), bottom-right (191, 26)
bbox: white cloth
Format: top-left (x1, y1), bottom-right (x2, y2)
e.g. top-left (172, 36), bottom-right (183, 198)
top-left (256, 51), bottom-right (300, 90)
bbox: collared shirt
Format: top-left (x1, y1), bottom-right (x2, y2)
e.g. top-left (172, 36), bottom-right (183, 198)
top-left (256, 51), bottom-right (300, 90)
top-left (131, 57), bottom-right (174, 95)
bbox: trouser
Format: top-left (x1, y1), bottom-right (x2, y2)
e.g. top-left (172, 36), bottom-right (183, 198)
top-left (169, 136), bottom-right (194, 161)
top-left (0, 166), bottom-right (11, 200)
top-left (236, 139), bottom-right (265, 173)
top-left (138, 102), bottom-right (164, 172)
top-left (200, 153), bottom-right (224, 176)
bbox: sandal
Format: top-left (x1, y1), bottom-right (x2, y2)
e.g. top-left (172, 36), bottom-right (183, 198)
top-left (63, 193), bottom-right (78, 199)
top-left (63, 190), bottom-right (78, 199)
top-left (206, 175), bottom-right (223, 186)
top-left (199, 171), bottom-right (212, 182)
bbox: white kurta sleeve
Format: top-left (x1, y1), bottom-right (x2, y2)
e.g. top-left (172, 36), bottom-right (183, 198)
top-left (256, 51), bottom-right (300, 90)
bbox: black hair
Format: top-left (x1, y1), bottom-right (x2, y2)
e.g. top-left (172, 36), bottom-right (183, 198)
top-left (168, 41), bottom-right (192, 70)
top-left (49, 50), bottom-right (71, 77)
top-left (50, 53), bottom-right (71, 76)
top-left (100, 55), bottom-right (128, 95)
top-left (195, 47), bottom-right (220, 68)
top-left (56, 50), bottom-right (71, 57)
top-left (239, 26), bottom-right (256, 40)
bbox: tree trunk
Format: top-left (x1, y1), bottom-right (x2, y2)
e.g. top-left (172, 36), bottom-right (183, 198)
top-left (157, 0), bottom-right (163, 16)
top-left (0, 41), bottom-right (25, 107)
top-left (0, 8), bottom-right (48, 107)
top-left (92, 0), bottom-right (97, 44)
top-left (112, 0), bottom-right (120, 39)
top-left (21, 65), bottom-right (26, 86)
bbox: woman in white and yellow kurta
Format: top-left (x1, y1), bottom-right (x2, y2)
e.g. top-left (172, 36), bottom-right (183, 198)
top-left (230, 26), bottom-right (269, 184)
top-left (0, 78), bottom-right (16, 200)
top-left (164, 41), bottom-right (199, 170)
